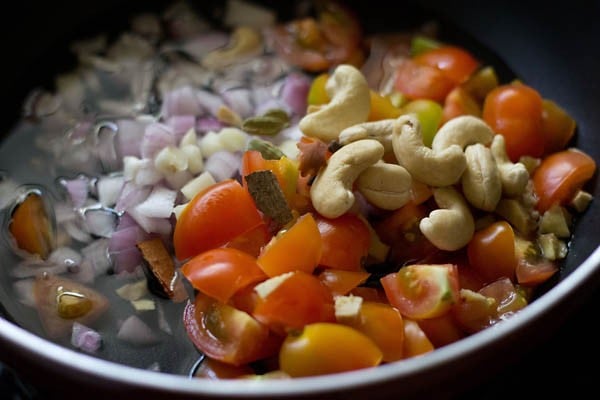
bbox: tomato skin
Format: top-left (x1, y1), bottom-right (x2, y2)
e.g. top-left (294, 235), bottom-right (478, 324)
top-left (541, 99), bottom-right (576, 154)
top-left (345, 301), bottom-right (405, 362)
top-left (193, 358), bottom-right (254, 379)
top-left (532, 149), bottom-right (596, 213)
top-left (183, 294), bottom-right (280, 366)
top-left (515, 257), bottom-right (558, 286)
top-left (257, 213), bottom-right (322, 277)
top-left (402, 319), bottom-right (434, 358)
top-left (318, 269), bottom-right (370, 296)
top-left (8, 193), bottom-right (54, 259)
top-left (174, 180), bottom-right (263, 261)
top-left (467, 221), bottom-right (517, 283)
top-left (482, 83), bottom-right (545, 162)
top-left (316, 213), bottom-right (370, 271)
top-left (381, 264), bottom-right (460, 320)
top-left (441, 86), bottom-right (481, 124)
top-left (252, 271), bottom-right (335, 334)
top-left (181, 248), bottom-right (267, 303)
top-left (413, 45), bottom-right (479, 84)
top-left (224, 222), bottom-right (271, 258)
top-left (279, 322), bottom-right (382, 377)
top-left (417, 313), bottom-right (464, 347)
top-left (394, 59), bottom-right (456, 102)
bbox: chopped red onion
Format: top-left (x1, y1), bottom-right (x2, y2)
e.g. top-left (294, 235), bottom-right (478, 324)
top-left (48, 246), bottom-right (83, 268)
top-left (12, 259), bottom-right (68, 279)
top-left (196, 116), bottom-right (224, 133)
top-left (141, 123), bottom-right (176, 159)
top-left (117, 315), bottom-right (160, 346)
top-left (116, 118), bottom-right (148, 158)
top-left (69, 259), bottom-right (96, 284)
top-left (60, 175), bottom-right (91, 208)
top-left (195, 89), bottom-right (223, 117)
top-left (111, 246), bottom-right (143, 274)
top-left (134, 159), bottom-right (163, 186)
top-left (83, 207), bottom-right (119, 238)
top-left (178, 32), bottom-right (229, 61)
top-left (54, 201), bottom-right (77, 224)
top-left (160, 86), bottom-right (203, 118)
top-left (254, 98), bottom-right (290, 117)
top-left (81, 238), bottom-right (112, 276)
top-left (166, 115), bottom-right (196, 141)
top-left (97, 175), bottom-right (125, 207)
top-left (71, 322), bottom-right (102, 353)
top-left (64, 220), bottom-right (93, 243)
top-left (204, 150), bottom-right (242, 182)
top-left (95, 122), bottom-right (121, 173)
top-left (127, 206), bottom-right (173, 235)
top-left (109, 225), bottom-right (147, 253)
top-left (115, 212), bottom-right (139, 230)
top-left (134, 186), bottom-right (176, 219)
top-left (164, 169), bottom-right (194, 191)
top-left (280, 72), bottom-right (310, 116)
top-left (115, 182), bottom-right (151, 213)
top-left (221, 87), bottom-right (254, 118)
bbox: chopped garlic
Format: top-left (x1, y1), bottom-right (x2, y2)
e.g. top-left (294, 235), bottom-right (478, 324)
top-left (199, 131), bottom-right (225, 157)
top-left (539, 205), bottom-right (571, 238)
top-left (334, 295), bottom-right (363, 322)
top-left (278, 139), bottom-right (300, 160)
top-left (181, 144), bottom-right (204, 174)
top-left (219, 127), bottom-right (248, 152)
top-left (116, 279), bottom-right (149, 301)
top-left (570, 190), bottom-right (593, 213)
top-left (173, 203), bottom-right (188, 219)
top-left (179, 128), bottom-right (198, 147)
top-left (131, 298), bottom-right (156, 311)
top-left (180, 171), bottom-right (216, 200)
top-left (154, 146), bottom-right (188, 174)
top-left (254, 272), bottom-right (294, 299)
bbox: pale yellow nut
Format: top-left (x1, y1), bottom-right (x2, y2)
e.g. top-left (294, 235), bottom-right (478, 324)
top-left (299, 64), bottom-right (371, 142)
top-left (431, 115), bottom-right (494, 151)
top-left (356, 162), bottom-right (412, 210)
top-left (311, 139), bottom-right (384, 218)
top-left (338, 119), bottom-right (395, 153)
top-left (420, 187), bottom-right (475, 251)
top-left (461, 143), bottom-right (502, 211)
top-left (490, 134), bottom-right (529, 197)
top-left (392, 115), bottom-right (466, 187)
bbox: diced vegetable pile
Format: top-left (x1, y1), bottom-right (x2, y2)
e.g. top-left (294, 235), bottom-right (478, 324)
top-left (1, 0), bottom-right (596, 379)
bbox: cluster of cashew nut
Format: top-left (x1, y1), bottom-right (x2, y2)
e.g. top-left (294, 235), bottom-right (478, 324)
top-left (300, 64), bottom-right (531, 251)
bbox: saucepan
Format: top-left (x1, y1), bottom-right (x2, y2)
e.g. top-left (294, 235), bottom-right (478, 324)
top-left (0, 0), bottom-right (599, 398)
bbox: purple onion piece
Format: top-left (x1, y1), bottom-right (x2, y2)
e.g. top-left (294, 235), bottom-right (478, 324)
top-left (140, 122), bottom-right (176, 159)
top-left (115, 182), bottom-right (151, 213)
top-left (117, 315), bottom-right (160, 346)
top-left (196, 116), bottom-right (224, 134)
top-left (204, 150), bottom-right (242, 182)
top-left (71, 322), bottom-right (102, 353)
top-left (134, 186), bottom-right (176, 219)
top-left (60, 175), bottom-right (91, 208)
top-left (166, 115), bottom-right (196, 142)
top-left (160, 86), bottom-right (203, 118)
top-left (116, 118), bottom-right (147, 158)
top-left (280, 72), bottom-right (310, 117)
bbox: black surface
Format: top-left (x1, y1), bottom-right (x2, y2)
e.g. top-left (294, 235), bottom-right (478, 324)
top-left (1, 0), bottom-right (600, 399)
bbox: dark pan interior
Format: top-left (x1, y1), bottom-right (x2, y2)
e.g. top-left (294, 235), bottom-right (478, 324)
top-left (0, 0), bottom-right (599, 398)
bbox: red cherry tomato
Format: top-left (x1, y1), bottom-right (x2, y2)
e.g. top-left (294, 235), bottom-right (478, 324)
top-left (318, 269), bottom-right (370, 296)
top-left (402, 319), bottom-right (434, 358)
top-left (181, 248), bottom-right (267, 303)
top-left (417, 313), bottom-right (465, 347)
top-left (467, 221), bottom-right (517, 283)
top-left (394, 59), bottom-right (456, 102)
top-left (482, 83), bottom-right (545, 161)
top-left (532, 149), bottom-right (596, 213)
top-left (183, 294), bottom-right (281, 366)
top-left (413, 45), bottom-right (479, 84)
top-left (381, 264), bottom-right (460, 320)
top-left (173, 180), bottom-right (263, 261)
top-left (316, 213), bottom-right (370, 271)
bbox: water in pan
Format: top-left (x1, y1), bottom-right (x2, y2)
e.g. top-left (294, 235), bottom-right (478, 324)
top-left (0, 0), bottom-right (593, 379)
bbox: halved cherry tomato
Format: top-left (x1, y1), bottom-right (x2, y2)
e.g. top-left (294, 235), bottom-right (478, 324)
top-left (394, 59), bottom-right (456, 102)
top-left (181, 248), bottom-right (267, 303)
top-left (241, 150), bottom-right (299, 205)
top-left (174, 180), bottom-right (263, 261)
top-left (381, 264), bottom-right (460, 320)
top-left (257, 213), bottom-right (322, 277)
top-left (413, 45), bottom-right (479, 85)
top-left (515, 257), bottom-right (558, 286)
top-left (532, 149), bottom-right (596, 213)
top-left (402, 319), bottom-right (434, 358)
top-left (252, 271), bottom-right (335, 334)
top-left (279, 322), bottom-right (382, 377)
top-left (467, 221), bottom-right (517, 283)
top-left (316, 213), bottom-right (370, 271)
top-left (8, 192), bottom-right (54, 259)
top-left (541, 99), bottom-right (576, 154)
top-left (345, 301), bottom-right (405, 362)
top-left (482, 83), bottom-right (545, 161)
top-left (478, 277), bottom-right (527, 318)
top-left (441, 86), bottom-right (481, 124)
top-left (318, 269), bottom-right (370, 296)
top-left (368, 90), bottom-right (402, 121)
top-left (451, 289), bottom-right (497, 333)
top-left (183, 294), bottom-right (281, 366)
top-left (417, 313), bottom-right (464, 347)
top-left (193, 358), bottom-right (254, 379)
top-left (224, 222), bottom-right (271, 258)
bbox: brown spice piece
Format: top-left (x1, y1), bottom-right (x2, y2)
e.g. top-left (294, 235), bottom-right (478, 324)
top-left (137, 237), bottom-right (177, 299)
top-left (245, 170), bottom-right (293, 228)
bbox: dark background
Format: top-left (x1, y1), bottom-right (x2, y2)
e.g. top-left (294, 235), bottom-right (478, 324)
top-left (1, 0), bottom-right (599, 398)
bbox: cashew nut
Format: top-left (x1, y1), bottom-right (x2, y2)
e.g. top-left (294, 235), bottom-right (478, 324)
top-left (299, 64), bottom-right (371, 142)
top-left (338, 119), bottom-right (395, 152)
top-left (392, 115), bottom-right (466, 187)
top-left (431, 115), bottom-right (494, 151)
top-left (462, 143), bottom-right (502, 211)
top-left (356, 161), bottom-right (412, 210)
top-left (490, 134), bottom-right (529, 197)
top-left (419, 187), bottom-right (475, 251)
top-left (311, 139), bottom-right (384, 218)
top-left (202, 26), bottom-right (262, 69)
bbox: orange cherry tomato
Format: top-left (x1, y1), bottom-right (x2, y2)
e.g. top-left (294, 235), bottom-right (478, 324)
top-left (368, 90), bottom-right (403, 121)
top-left (345, 301), bottom-right (405, 362)
top-left (224, 222), bottom-right (271, 258)
top-left (441, 86), bottom-right (481, 124)
top-left (532, 149), bottom-right (596, 213)
top-left (8, 192), bottom-right (54, 259)
top-left (467, 221), bottom-right (517, 283)
top-left (316, 213), bottom-right (370, 271)
top-left (541, 99), bottom-right (576, 154)
top-left (173, 180), bottom-right (263, 261)
top-left (183, 294), bottom-right (281, 366)
top-left (318, 269), bottom-right (370, 296)
top-left (394, 59), bottom-right (456, 102)
top-left (257, 213), bottom-right (322, 277)
top-left (402, 319), bottom-right (434, 358)
top-left (413, 45), bottom-right (479, 84)
top-left (252, 271), bottom-right (335, 334)
top-left (381, 264), bottom-right (460, 320)
top-left (482, 83), bottom-right (545, 162)
top-left (181, 248), bottom-right (268, 303)
top-left (417, 313), bottom-right (465, 347)
top-left (279, 322), bottom-right (382, 377)
top-left (241, 150), bottom-right (299, 205)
